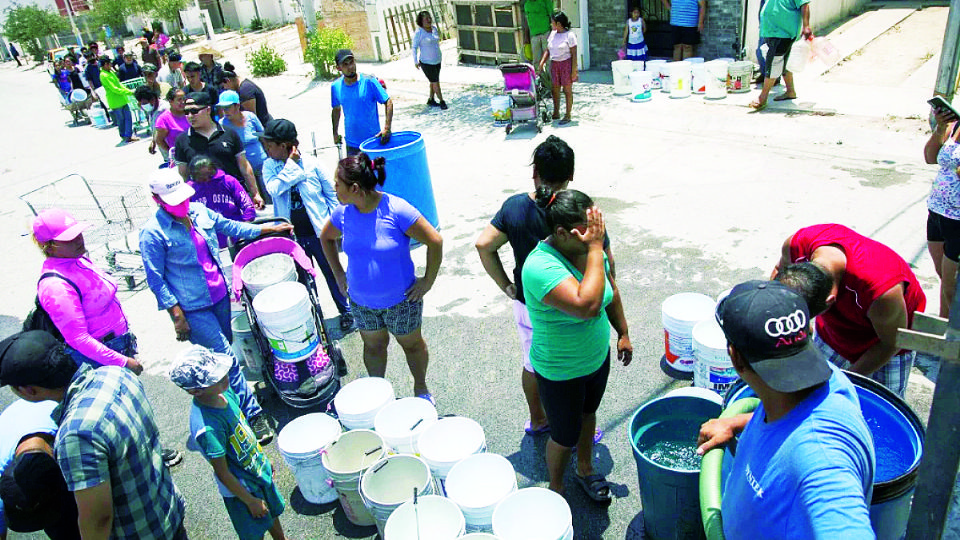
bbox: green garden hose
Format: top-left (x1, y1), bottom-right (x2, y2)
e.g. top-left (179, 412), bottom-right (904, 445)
top-left (699, 397), bottom-right (760, 540)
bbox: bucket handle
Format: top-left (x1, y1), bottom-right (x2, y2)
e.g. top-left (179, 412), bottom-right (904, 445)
top-left (365, 445), bottom-right (383, 456)
top-left (372, 459), bottom-right (389, 474)
top-left (410, 418), bottom-right (424, 431)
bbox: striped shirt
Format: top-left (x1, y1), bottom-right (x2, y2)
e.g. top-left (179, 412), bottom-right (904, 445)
top-left (670, 0), bottom-right (700, 27)
top-left (55, 365), bottom-right (185, 539)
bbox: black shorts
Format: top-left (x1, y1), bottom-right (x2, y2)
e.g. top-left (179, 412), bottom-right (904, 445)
top-left (927, 210), bottom-right (960, 261)
top-left (762, 37), bottom-right (794, 79)
top-left (535, 354), bottom-right (611, 447)
top-left (420, 62), bottom-right (441, 83)
top-left (671, 25), bottom-right (701, 46)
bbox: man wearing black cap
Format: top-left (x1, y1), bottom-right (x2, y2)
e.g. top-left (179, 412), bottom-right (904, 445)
top-left (0, 399), bottom-right (79, 539)
top-left (159, 52), bottom-right (185, 88)
top-left (0, 331), bottom-right (186, 539)
top-left (331, 49), bottom-right (393, 156)
top-left (174, 91), bottom-right (265, 209)
top-left (697, 281), bottom-right (875, 539)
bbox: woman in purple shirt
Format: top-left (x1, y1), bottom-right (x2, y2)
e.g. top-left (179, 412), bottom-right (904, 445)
top-left (320, 153), bottom-right (443, 403)
top-left (187, 155), bottom-right (256, 248)
top-left (154, 88), bottom-right (189, 165)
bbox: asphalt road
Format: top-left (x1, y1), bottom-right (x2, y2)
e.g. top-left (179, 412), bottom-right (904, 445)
top-left (0, 41), bottom-right (943, 539)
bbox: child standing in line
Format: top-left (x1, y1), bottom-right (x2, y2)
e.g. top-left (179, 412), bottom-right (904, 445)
top-left (622, 6), bottom-right (648, 63)
top-left (169, 346), bottom-right (291, 540)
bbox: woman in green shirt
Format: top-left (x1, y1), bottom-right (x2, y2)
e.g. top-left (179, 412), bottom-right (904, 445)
top-left (521, 188), bottom-right (632, 504)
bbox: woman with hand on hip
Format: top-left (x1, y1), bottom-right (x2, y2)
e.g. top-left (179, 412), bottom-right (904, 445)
top-left (521, 188), bottom-right (631, 504)
top-left (320, 153), bottom-right (443, 403)
top-left (412, 11), bottom-right (446, 110)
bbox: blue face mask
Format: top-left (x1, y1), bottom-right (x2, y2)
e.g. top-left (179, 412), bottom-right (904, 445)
top-left (142, 103), bottom-right (155, 113)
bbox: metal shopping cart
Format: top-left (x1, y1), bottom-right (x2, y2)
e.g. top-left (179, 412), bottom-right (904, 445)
top-left (19, 174), bottom-right (154, 289)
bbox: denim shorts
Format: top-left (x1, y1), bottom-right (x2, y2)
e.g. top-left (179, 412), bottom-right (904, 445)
top-left (352, 297), bottom-right (423, 336)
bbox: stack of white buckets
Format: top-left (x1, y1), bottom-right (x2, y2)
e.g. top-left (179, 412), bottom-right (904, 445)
top-left (275, 376), bottom-right (574, 540)
top-left (611, 57), bottom-right (743, 102)
top-left (660, 290), bottom-right (739, 395)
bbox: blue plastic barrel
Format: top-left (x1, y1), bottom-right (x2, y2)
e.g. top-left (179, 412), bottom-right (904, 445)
top-left (725, 373), bottom-right (923, 540)
top-left (630, 395), bottom-right (722, 540)
top-left (358, 131), bottom-right (440, 232)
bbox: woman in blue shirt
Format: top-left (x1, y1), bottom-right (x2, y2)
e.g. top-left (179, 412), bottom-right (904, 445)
top-left (320, 153), bottom-right (443, 403)
top-left (219, 90), bottom-right (272, 205)
top-left (412, 11), bottom-right (446, 109)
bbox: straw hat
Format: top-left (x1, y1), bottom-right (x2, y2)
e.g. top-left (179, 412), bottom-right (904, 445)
top-left (195, 44), bottom-right (223, 59)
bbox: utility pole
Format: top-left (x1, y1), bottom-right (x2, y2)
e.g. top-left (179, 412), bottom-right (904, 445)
top-left (934, 0), bottom-right (960, 100)
top-left (64, 0), bottom-right (83, 46)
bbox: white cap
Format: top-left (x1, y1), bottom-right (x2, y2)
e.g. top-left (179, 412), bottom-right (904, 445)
top-left (149, 171), bottom-right (195, 205)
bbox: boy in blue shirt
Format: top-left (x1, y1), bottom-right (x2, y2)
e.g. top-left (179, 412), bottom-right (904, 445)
top-left (331, 49), bottom-right (393, 156)
top-left (169, 346), bottom-right (289, 540)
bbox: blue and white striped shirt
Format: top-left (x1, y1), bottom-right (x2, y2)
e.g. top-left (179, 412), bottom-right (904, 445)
top-left (670, 0), bottom-right (700, 27)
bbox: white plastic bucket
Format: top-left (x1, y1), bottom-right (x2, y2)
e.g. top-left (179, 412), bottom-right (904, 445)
top-left (384, 495), bottom-right (465, 540)
top-left (459, 534), bottom-right (501, 539)
top-left (727, 61), bottom-right (753, 93)
top-left (492, 487), bottom-right (572, 540)
top-left (611, 60), bottom-right (635, 95)
top-left (321, 429), bottom-right (386, 526)
top-left (416, 417), bottom-right (487, 489)
top-left (231, 314), bottom-right (263, 373)
top-left (658, 61), bottom-right (672, 93)
top-left (360, 454), bottom-right (435, 539)
top-left (89, 105), bottom-right (108, 127)
top-left (277, 413), bottom-right (342, 504)
top-left (693, 319), bottom-right (738, 395)
top-left (335, 377), bottom-right (396, 430)
top-left (632, 60), bottom-right (645, 72)
top-left (241, 253), bottom-right (296, 299)
top-left (491, 96), bottom-right (511, 123)
top-left (665, 386), bottom-right (724, 406)
top-left (252, 281), bottom-right (319, 362)
top-left (646, 59), bottom-right (666, 90)
top-left (669, 61), bottom-right (692, 98)
top-left (662, 293), bottom-right (717, 373)
top-left (445, 454), bottom-right (518, 532)
top-left (628, 71), bottom-right (653, 102)
top-left (705, 60), bottom-right (729, 99)
top-left (70, 88), bottom-right (88, 102)
top-left (374, 397), bottom-right (438, 454)
top-left (686, 57), bottom-right (704, 64)
top-left (691, 63), bottom-right (707, 94)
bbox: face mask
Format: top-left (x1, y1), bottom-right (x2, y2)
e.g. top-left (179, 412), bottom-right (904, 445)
top-left (142, 103), bottom-right (155, 113)
top-left (162, 200), bottom-right (190, 218)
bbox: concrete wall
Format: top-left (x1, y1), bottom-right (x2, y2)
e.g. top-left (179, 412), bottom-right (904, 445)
top-left (319, 0), bottom-right (378, 62)
top-left (585, 0), bottom-right (624, 70)
top-left (699, 0), bottom-right (741, 59)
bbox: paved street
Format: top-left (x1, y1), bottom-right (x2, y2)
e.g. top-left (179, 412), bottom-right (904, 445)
top-left (0, 5), bottom-right (950, 537)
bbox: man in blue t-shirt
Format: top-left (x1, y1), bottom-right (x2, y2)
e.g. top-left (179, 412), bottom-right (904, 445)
top-left (331, 49), bottom-right (393, 156)
top-left (698, 280), bottom-right (876, 540)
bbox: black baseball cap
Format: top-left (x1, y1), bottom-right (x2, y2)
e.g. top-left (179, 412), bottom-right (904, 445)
top-left (334, 49), bottom-right (354, 65)
top-left (255, 118), bottom-right (297, 141)
top-left (716, 280), bottom-right (830, 393)
top-left (168, 52), bottom-right (182, 62)
top-left (0, 331), bottom-right (74, 388)
top-left (184, 91), bottom-right (212, 108)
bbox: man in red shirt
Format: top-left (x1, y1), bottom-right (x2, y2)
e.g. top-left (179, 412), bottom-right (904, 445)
top-left (772, 224), bottom-right (926, 397)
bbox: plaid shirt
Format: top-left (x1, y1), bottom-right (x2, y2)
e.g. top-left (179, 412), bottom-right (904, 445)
top-left (54, 365), bottom-right (185, 539)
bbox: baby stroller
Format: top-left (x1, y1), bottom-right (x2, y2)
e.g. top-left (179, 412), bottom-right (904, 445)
top-left (499, 63), bottom-right (551, 135)
top-left (232, 220), bottom-right (346, 409)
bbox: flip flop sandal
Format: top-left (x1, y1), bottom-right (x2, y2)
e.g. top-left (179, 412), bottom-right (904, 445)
top-left (524, 420), bottom-right (551, 435)
top-left (773, 94), bottom-right (796, 101)
top-left (575, 473), bottom-right (612, 503)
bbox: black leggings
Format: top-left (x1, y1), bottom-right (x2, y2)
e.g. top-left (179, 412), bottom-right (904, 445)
top-left (535, 354), bottom-right (610, 447)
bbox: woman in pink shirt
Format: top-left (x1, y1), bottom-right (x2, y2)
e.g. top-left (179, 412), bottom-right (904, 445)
top-left (33, 209), bottom-right (143, 374)
top-left (154, 88), bottom-right (189, 166)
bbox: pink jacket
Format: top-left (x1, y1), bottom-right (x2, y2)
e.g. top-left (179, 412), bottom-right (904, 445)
top-left (38, 257), bottom-right (129, 366)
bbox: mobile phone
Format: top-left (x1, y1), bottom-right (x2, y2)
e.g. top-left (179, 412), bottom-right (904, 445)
top-left (928, 96), bottom-right (960, 121)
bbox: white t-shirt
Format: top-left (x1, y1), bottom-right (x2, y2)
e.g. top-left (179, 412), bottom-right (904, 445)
top-left (547, 30), bottom-right (577, 62)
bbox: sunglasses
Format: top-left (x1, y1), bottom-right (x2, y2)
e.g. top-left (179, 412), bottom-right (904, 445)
top-left (184, 107), bottom-right (207, 115)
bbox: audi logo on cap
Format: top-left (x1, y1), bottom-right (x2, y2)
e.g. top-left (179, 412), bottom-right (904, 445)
top-left (764, 310), bottom-right (807, 338)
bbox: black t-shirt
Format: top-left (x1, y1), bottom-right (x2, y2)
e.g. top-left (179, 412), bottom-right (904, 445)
top-left (289, 185), bottom-right (315, 238)
top-left (238, 79), bottom-right (271, 125)
top-left (490, 193), bottom-right (609, 304)
top-left (84, 64), bottom-right (101, 89)
top-left (174, 126), bottom-right (245, 181)
top-left (67, 70), bottom-right (84, 90)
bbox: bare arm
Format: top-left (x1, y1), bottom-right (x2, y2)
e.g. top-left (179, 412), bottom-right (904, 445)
top-left (660, 0), bottom-right (671, 9)
top-left (320, 219), bottom-right (347, 296)
top-left (240, 98), bottom-right (257, 115)
top-left (605, 273), bottom-right (633, 366)
top-left (801, 3), bottom-right (811, 38)
top-left (154, 126), bottom-right (170, 153)
top-left (540, 208), bottom-right (606, 319)
top-left (475, 224), bottom-right (515, 298)
top-left (405, 217), bottom-right (444, 301)
top-left (75, 481), bottom-right (113, 540)
top-left (331, 106), bottom-right (342, 144)
top-left (538, 49), bottom-right (550, 72)
top-left (383, 98), bottom-right (394, 132)
top-left (925, 114), bottom-right (954, 164)
top-left (570, 45), bottom-right (578, 81)
top-left (697, 413), bottom-right (753, 455)
top-left (177, 161), bottom-right (189, 181)
top-left (853, 285), bottom-right (909, 376)
top-left (235, 153), bottom-right (264, 209)
top-left (698, 0), bottom-right (707, 32)
top-left (209, 457), bottom-right (269, 518)
top-left (622, 23), bottom-right (630, 46)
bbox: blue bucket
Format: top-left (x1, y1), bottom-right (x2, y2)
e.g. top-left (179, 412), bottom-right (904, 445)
top-left (358, 131), bottom-right (440, 233)
top-left (630, 395), bottom-right (722, 540)
top-left (724, 373), bottom-right (923, 540)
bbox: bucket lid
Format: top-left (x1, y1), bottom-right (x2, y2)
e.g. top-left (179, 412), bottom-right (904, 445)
top-left (662, 293), bottom-right (716, 324)
top-left (277, 413), bottom-right (341, 456)
top-left (334, 377), bottom-right (395, 417)
top-left (251, 281), bottom-right (309, 314)
top-left (492, 488), bottom-right (571, 540)
top-left (417, 417), bottom-right (486, 463)
top-left (384, 495), bottom-right (465, 539)
top-left (241, 253), bottom-right (295, 288)
top-left (445, 453), bottom-right (517, 509)
top-left (692, 319), bottom-right (727, 352)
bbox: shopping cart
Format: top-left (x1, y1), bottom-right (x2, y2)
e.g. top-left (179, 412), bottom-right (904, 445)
top-left (19, 174), bottom-right (153, 289)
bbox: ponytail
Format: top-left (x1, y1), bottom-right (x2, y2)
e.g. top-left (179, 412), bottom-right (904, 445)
top-left (338, 152), bottom-right (387, 190)
top-left (535, 187), bottom-right (593, 232)
top-left (371, 156), bottom-right (386, 186)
